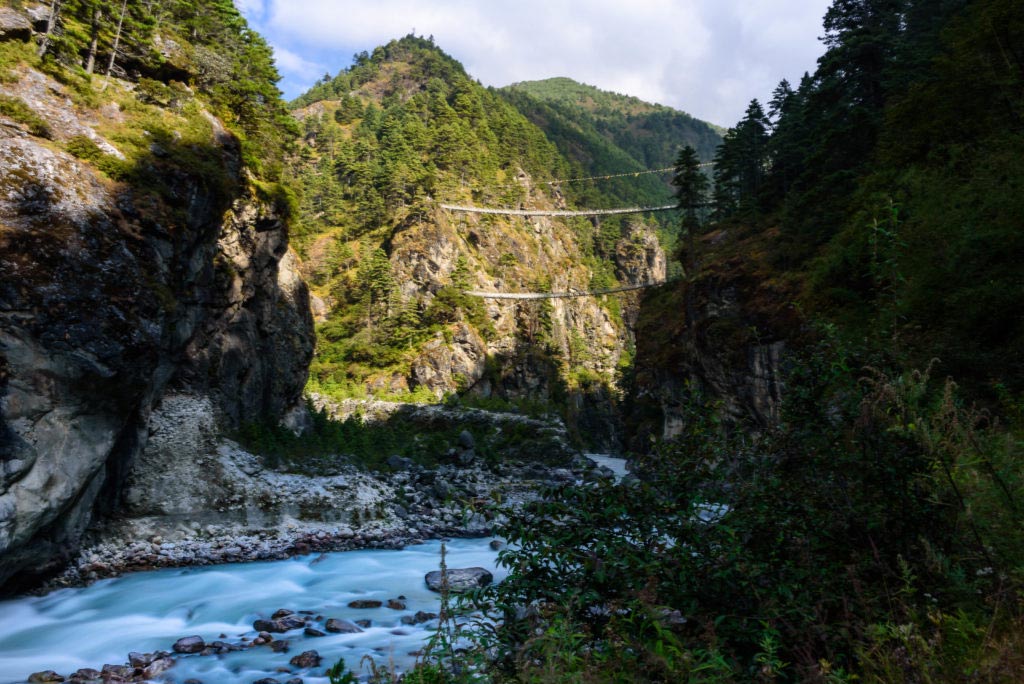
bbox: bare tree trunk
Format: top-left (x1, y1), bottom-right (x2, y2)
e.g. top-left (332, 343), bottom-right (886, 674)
top-left (85, 6), bottom-right (101, 73)
top-left (36, 0), bottom-right (63, 58)
top-left (101, 0), bottom-right (128, 91)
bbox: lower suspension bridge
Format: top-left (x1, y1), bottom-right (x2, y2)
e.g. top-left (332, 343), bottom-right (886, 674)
top-left (464, 280), bottom-right (667, 300)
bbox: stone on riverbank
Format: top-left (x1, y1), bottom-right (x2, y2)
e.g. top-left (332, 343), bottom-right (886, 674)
top-left (142, 657), bottom-right (173, 678)
top-left (28, 672), bottom-right (64, 683)
top-left (425, 567), bottom-right (493, 593)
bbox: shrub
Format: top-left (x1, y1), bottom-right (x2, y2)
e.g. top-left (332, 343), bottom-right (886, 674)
top-left (0, 94), bottom-right (51, 138)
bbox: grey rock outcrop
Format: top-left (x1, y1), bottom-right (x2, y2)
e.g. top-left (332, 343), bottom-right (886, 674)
top-left (0, 8), bottom-right (32, 42)
top-left (0, 66), bottom-right (314, 591)
top-left (625, 243), bottom-right (794, 451)
top-left (424, 567), bottom-right (493, 593)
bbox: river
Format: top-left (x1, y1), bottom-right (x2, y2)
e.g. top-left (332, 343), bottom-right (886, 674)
top-left (0, 456), bottom-right (630, 684)
top-left (0, 538), bottom-right (502, 684)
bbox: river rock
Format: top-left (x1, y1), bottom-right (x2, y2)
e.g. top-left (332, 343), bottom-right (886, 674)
top-left (253, 679), bottom-right (280, 684)
top-left (254, 614), bottom-right (305, 632)
top-left (325, 618), bottom-right (363, 633)
top-left (270, 640), bottom-right (291, 653)
top-left (100, 664), bottom-right (133, 679)
top-left (142, 657), bottom-right (173, 678)
top-left (127, 652), bottom-right (154, 668)
top-left (303, 626), bottom-right (325, 637)
top-left (424, 567), bottom-right (493, 593)
top-left (400, 611), bottom-right (438, 625)
top-left (68, 668), bottom-right (102, 682)
top-left (386, 598), bottom-right (406, 610)
top-left (172, 635), bottom-right (206, 653)
top-left (28, 673), bottom-right (64, 683)
top-left (271, 608), bottom-right (295, 619)
top-left (386, 455), bottom-right (414, 471)
top-left (347, 599), bottom-right (382, 609)
top-left (289, 650), bottom-right (322, 668)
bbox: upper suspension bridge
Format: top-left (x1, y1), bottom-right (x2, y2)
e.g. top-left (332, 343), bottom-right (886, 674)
top-left (439, 203), bottom-right (679, 218)
top-left (443, 162), bottom-right (706, 298)
top-left (440, 161), bottom-right (713, 218)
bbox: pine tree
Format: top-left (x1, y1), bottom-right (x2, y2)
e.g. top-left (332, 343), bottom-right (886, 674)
top-left (672, 145), bottom-right (709, 331)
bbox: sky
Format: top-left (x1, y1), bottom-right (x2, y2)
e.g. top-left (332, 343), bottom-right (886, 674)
top-left (234, 0), bottom-right (833, 128)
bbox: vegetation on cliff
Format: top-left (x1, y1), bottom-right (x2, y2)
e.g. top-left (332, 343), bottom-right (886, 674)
top-left (285, 36), bottom-right (661, 444)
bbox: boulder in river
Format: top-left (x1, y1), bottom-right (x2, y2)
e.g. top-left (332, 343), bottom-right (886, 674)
top-left (142, 657), bottom-right (174, 678)
top-left (347, 599), bottom-right (383, 609)
top-left (127, 652), bottom-right (154, 668)
top-left (101, 664), bottom-right (134, 678)
top-left (172, 635), bottom-right (205, 653)
top-left (400, 611), bottom-right (438, 625)
top-left (325, 617), bottom-right (363, 633)
top-left (424, 567), bottom-right (493, 593)
top-left (253, 614), bottom-right (306, 632)
top-left (289, 650), bottom-right (322, 668)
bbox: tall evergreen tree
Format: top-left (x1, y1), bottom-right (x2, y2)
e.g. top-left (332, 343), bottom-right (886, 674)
top-left (672, 145), bottom-right (709, 331)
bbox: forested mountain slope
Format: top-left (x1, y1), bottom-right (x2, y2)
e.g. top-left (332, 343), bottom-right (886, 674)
top-left (501, 77), bottom-right (720, 222)
top-left (285, 36), bottom-right (669, 446)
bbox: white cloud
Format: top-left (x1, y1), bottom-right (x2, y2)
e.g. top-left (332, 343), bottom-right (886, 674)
top-left (237, 0), bottom-right (831, 126)
top-left (270, 46), bottom-right (329, 94)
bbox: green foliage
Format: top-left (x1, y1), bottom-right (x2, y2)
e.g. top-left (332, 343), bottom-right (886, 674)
top-left (236, 402), bottom-right (569, 474)
top-left (0, 94), bottom-right (52, 137)
top-left (703, 0), bottom-right (1024, 394)
top-left (463, 335), bottom-right (1024, 681)
top-left (325, 659), bottom-right (358, 684)
top-left (501, 78), bottom-right (721, 238)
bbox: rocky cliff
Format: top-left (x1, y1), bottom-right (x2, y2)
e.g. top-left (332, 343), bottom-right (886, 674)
top-left (0, 40), bottom-right (313, 590)
top-left (624, 226), bottom-right (800, 450)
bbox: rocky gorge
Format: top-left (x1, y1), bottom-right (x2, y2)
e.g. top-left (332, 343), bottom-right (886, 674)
top-left (0, 19), bottom-right (314, 590)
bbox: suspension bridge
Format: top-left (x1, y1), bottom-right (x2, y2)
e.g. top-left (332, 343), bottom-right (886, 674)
top-left (439, 203), bottom-right (679, 218)
top-left (464, 281), bottom-right (666, 300)
top-left (443, 162), bottom-right (704, 297)
top-left (440, 161), bottom-right (713, 218)
top-left (545, 162), bottom-right (714, 186)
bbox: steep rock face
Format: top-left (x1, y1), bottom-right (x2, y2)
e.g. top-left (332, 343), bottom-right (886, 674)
top-left (0, 70), bottom-right (313, 591)
top-left (625, 234), bottom-right (798, 451)
top-left (116, 393), bottom-right (387, 536)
